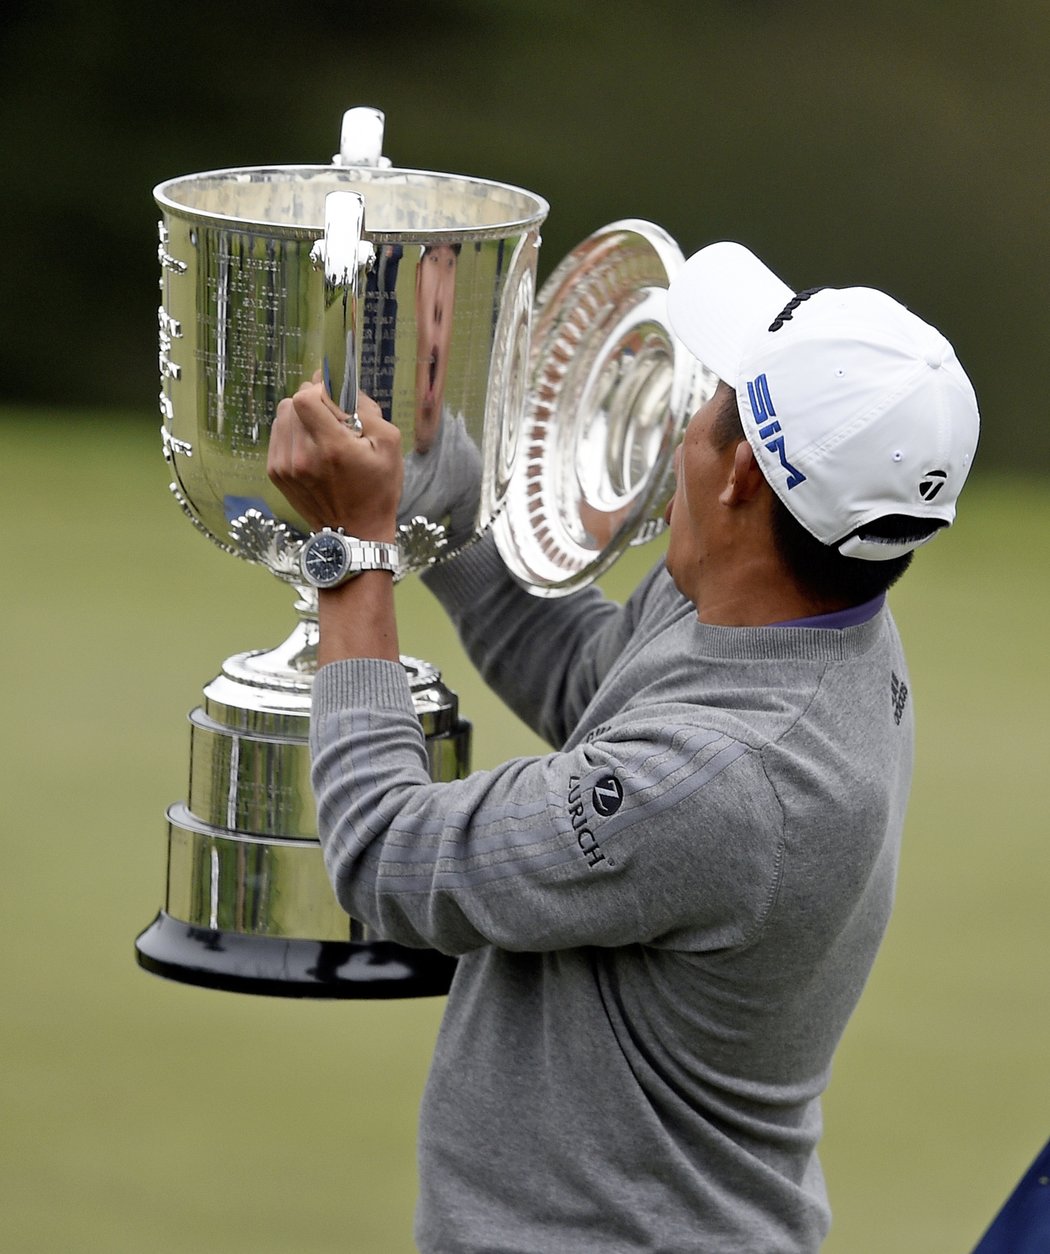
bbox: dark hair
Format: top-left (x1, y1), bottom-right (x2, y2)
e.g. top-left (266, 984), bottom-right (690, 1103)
top-left (710, 387), bottom-right (938, 604)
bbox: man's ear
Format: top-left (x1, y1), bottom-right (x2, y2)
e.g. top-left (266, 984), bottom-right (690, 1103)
top-left (719, 439), bottom-right (767, 506)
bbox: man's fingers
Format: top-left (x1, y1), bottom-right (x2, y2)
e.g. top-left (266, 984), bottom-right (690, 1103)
top-left (268, 382), bottom-right (398, 490)
top-left (267, 382), bottom-right (404, 534)
top-left (356, 391), bottom-right (385, 429)
top-left (291, 381), bottom-right (346, 437)
top-left (288, 380), bottom-right (386, 434)
top-left (267, 396), bottom-right (298, 480)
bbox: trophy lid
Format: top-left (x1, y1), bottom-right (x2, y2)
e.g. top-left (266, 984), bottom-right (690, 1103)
top-left (492, 220), bottom-right (715, 597)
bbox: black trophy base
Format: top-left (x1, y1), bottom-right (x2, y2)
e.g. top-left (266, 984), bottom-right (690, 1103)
top-left (135, 911), bottom-right (457, 999)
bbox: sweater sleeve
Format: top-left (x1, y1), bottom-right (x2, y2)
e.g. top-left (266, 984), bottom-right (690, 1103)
top-left (310, 657), bottom-right (784, 956)
top-left (420, 533), bottom-right (667, 747)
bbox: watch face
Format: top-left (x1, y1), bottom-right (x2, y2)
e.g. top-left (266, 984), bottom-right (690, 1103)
top-left (302, 533), bottom-right (347, 587)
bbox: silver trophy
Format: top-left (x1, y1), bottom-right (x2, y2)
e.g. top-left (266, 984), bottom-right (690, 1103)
top-left (135, 108), bottom-right (712, 997)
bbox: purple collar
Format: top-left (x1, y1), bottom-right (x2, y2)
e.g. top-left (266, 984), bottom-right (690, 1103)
top-left (772, 593), bottom-right (886, 630)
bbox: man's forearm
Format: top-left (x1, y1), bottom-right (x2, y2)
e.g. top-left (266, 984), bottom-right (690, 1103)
top-left (317, 571), bottom-right (400, 667)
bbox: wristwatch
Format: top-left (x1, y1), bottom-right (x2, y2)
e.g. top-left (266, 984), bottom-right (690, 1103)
top-left (299, 528), bottom-right (400, 589)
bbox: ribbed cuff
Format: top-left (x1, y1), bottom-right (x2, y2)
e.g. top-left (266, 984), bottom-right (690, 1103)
top-left (312, 657), bottom-right (416, 718)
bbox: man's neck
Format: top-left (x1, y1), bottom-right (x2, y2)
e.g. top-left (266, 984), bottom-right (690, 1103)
top-left (690, 551), bottom-right (854, 627)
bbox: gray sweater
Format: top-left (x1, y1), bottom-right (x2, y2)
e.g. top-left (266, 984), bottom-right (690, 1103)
top-left (311, 535), bottom-right (913, 1252)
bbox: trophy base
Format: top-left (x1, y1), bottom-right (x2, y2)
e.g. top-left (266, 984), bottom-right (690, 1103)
top-left (136, 910), bottom-right (458, 999)
top-left (137, 615), bottom-right (470, 1000)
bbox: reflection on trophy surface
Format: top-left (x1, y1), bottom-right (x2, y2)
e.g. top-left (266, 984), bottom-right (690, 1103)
top-left (415, 242), bottom-right (457, 444)
top-left (400, 242), bottom-right (483, 548)
top-left (135, 107), bottom-right (711, 998)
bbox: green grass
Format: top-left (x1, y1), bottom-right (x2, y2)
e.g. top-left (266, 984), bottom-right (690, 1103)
top-left (2, 410), bottom-right (1046, 1252)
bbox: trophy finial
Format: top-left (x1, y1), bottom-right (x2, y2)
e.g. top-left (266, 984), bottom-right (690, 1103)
top-left (334, 107), bottom-right (390, 167)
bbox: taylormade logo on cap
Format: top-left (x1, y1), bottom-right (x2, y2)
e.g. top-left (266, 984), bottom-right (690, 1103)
top-left (665, 242), bottom-right (980, 561)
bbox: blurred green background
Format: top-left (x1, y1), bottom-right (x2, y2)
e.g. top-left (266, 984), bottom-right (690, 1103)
top-left (3, 1), bottom-right (1048, 1251)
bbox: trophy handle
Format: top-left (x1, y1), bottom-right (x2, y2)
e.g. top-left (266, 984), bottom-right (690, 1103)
top-left (313, 191), bottom-right (376, 417)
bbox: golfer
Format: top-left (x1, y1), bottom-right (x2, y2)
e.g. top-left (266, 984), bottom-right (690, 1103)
top-left (268, 241), bottom-right (980, 1252)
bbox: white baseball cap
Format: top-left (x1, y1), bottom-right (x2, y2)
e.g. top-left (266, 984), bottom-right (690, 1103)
top-left (666, 241), bottom-right (980, 560)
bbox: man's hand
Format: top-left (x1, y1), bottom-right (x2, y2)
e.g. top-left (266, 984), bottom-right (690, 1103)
top-left (268, 383), bottom-right (403, 542)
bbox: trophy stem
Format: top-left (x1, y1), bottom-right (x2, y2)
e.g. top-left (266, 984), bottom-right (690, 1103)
top-left (221, 589), bottom-right (320, 693)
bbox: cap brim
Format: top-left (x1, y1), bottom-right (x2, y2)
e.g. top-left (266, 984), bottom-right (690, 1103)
top-left (666, 242), bottom-right (794, 386)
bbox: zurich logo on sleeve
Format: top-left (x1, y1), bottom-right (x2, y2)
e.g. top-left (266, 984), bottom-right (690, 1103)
top-left (746, 374), bottom-right (806, 490)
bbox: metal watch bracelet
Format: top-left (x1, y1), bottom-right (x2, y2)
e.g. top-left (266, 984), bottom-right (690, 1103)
top-left (332, 533), bottom-right (400, 574)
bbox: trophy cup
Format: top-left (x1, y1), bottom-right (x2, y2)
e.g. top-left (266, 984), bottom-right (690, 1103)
top-left (135, 108), bottom-right (712, 998)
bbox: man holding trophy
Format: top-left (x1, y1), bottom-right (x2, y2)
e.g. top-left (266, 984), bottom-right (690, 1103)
top-left (267, 240), bottom-right (979, 1250)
